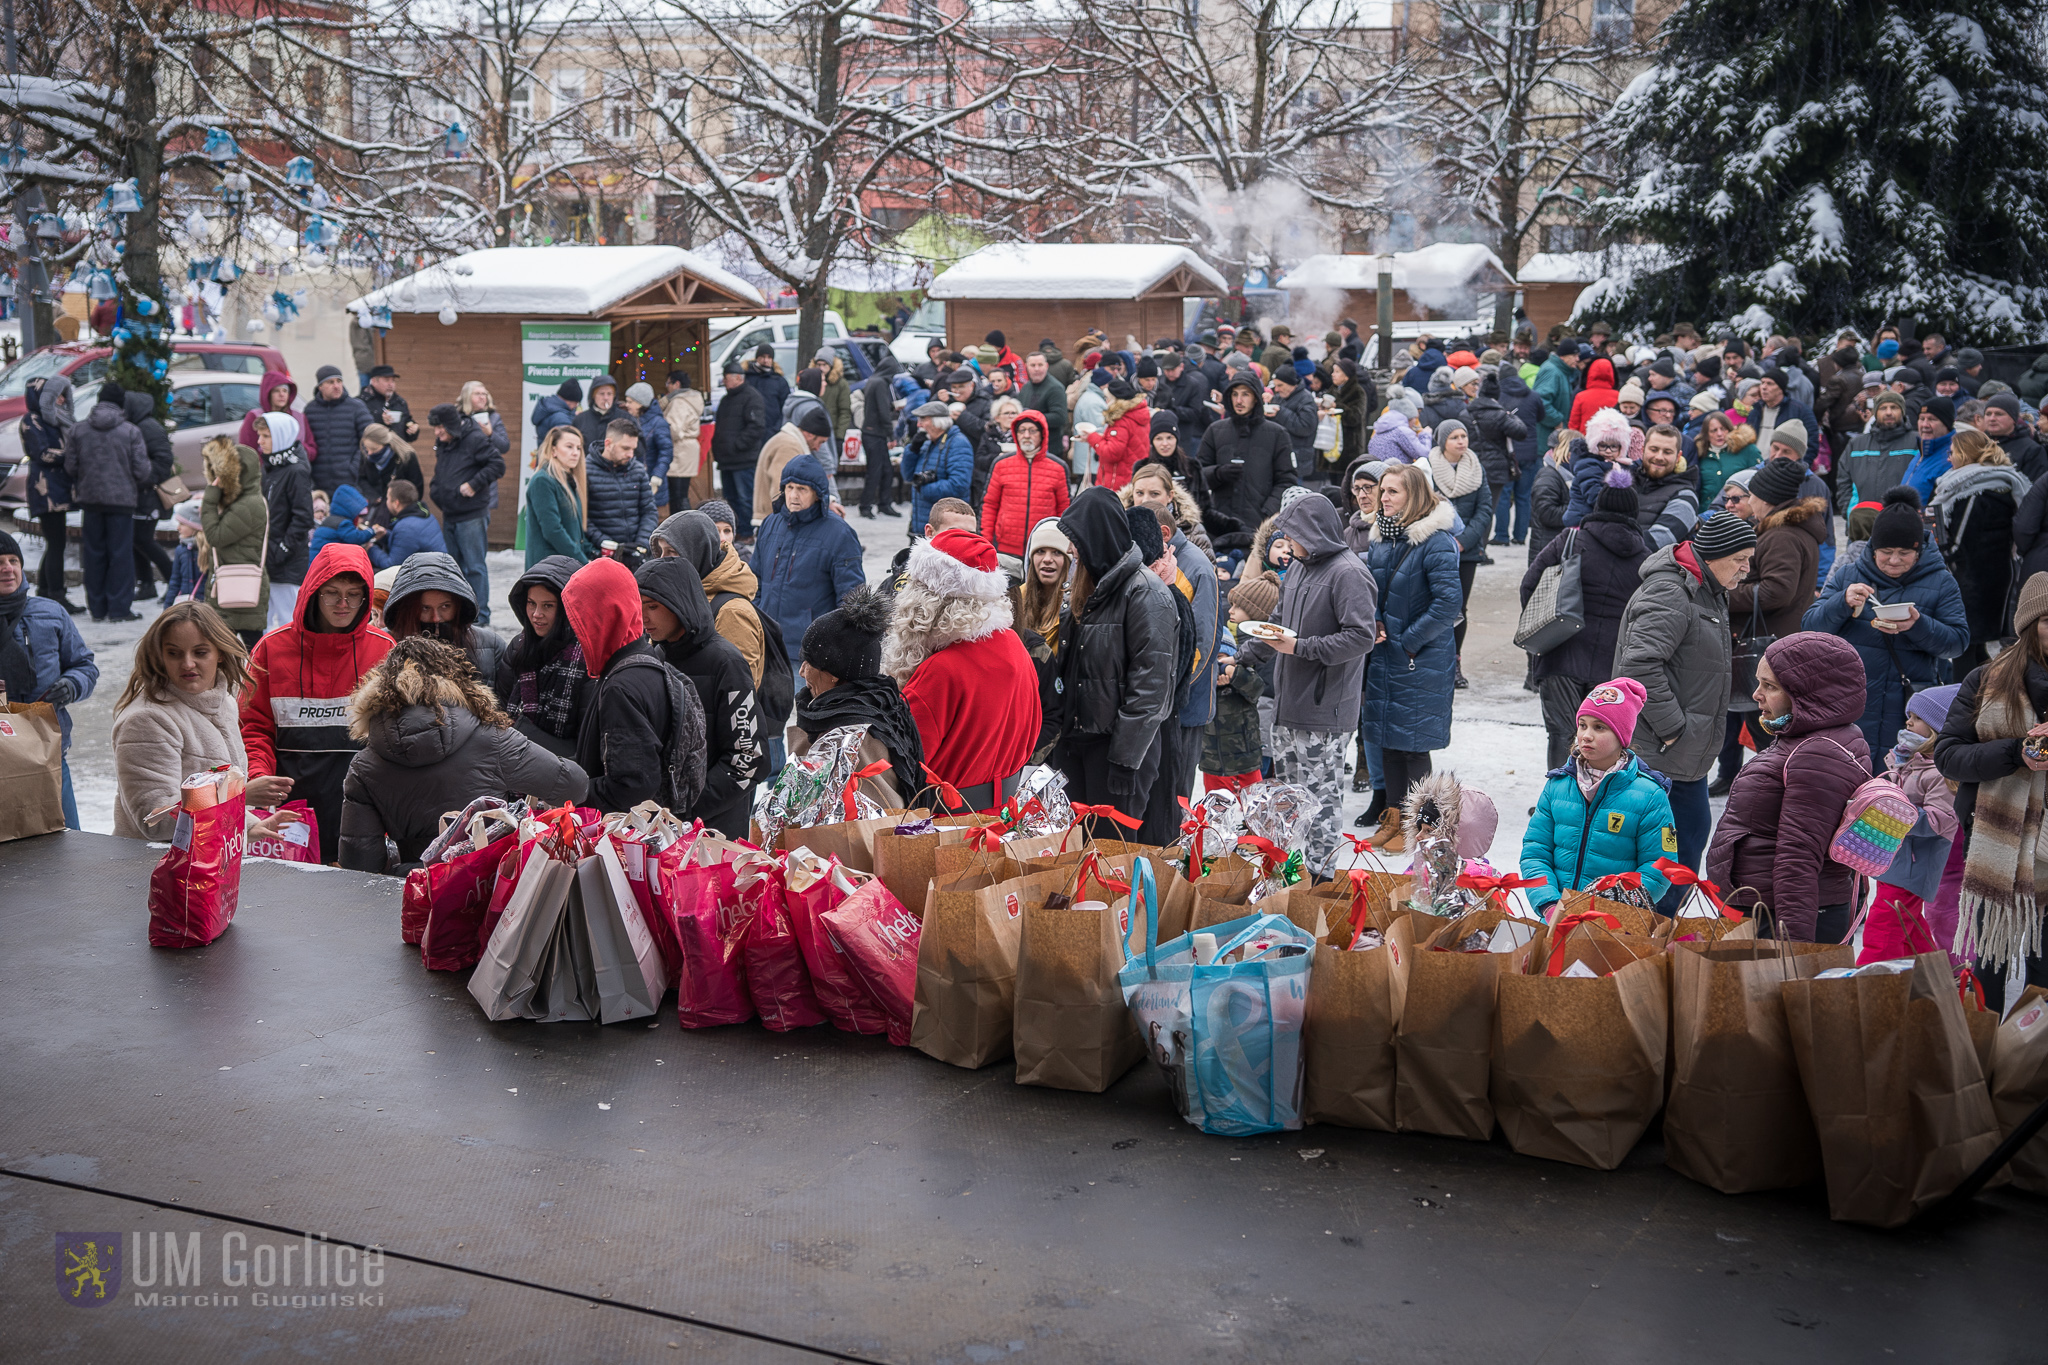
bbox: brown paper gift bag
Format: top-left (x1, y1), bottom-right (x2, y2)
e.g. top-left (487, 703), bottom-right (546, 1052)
top-left (1664, 939), bottom-right (1853, 1193)
top-left (0, 701), bottom-right (64, 842)
top-left (912, 862), bottom-right (1065, 1069)
top-left (1393, 907), bottom-right (1543, 1139)
top-left (1783, 952), bottom-right (2002, 1227)
top-left (1491, 921), bottom-right (1669, 1170)
top-left (771, 808), bottom-right (928, 875)
top-left (1012, 853), bottom-right (1145, 1092)
top-left (1991, 986), bottom-right (2048, 1195)
top-left (1303, 911), bottom-right (1415, 1131)
top-left (873, 814), bottom-right (994, 917)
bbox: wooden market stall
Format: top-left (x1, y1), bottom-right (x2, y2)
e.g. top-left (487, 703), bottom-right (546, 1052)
top-left (351, 245), bottom-right (766, 546)
top-left (1515, 252), bottom-right (1603, 342)
top-left (925, 244), bottom-right (1227, 353)
top-left (1277, 245), bottom-right (1518, 347)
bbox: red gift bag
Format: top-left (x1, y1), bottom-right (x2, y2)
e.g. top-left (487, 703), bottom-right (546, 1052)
top-left (148, 795), bottom-right (248, 949)
top-left (246, 800), bottom-right (320, 864)
top-left (821, 877), bottom-right (922, 1045)
top-left (783, 849), bottom-right (890, 1035)
top-left (402, 867), bottom-right (432, 945)
top-left (663, 851), bottom-right (755, 1027)
top-left (420, 832), bottom-right (516, 972)
top-left (736, 856), bottom-right (826, 1032)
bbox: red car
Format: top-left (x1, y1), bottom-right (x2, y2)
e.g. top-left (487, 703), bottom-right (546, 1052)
top-left (0, 339), bottom-right (289, 426)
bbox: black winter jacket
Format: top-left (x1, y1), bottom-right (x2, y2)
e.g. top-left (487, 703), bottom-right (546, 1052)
top-left (711, 382), bottom-right (768, 470)
top-left (123, 391), bottom-right (174, 520)
top-left (1519, 511), bottom-right (1647, 684)
top-left (1160, 365), bottom-right (1213, 442)
top-left (1055, 489), bottom-right (1177, 771)
top-left (1466, 379), bottom-right (1529, 489)
top-left (572, 400), bottom-right (626, 460)
top-left (1499, 368), bottom-right (1544, 466)
top-left (61, 400), bottom-right (150, 508)
top-left (261, 445), bottom-right (317, 586)
top-left (428, 415), bottom-right (505, 523)
top-left (637, 557), bottom-right (765, 838)
top-left (577, 640), bottom-right (708, 812)
top-left (1934, 659), bottom-right (2048, 831)
top-left (1195, 377), bottom-right (1298, 530)
top-left (860, 353), bottom-right (901, 458)
top-left (302, 390), bottom-right (371, 492)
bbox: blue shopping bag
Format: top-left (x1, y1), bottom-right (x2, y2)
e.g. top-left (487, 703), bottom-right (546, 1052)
top-left (1117, 857), bottom-right (1315, 1135)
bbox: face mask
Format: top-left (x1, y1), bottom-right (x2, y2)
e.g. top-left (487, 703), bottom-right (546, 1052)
top-left (419, 619), bottom-right (457, 641)
top-left (1895, 727), bottom-right (1928, 754)
top-left (1759, 709), bottom-right (1792, 735)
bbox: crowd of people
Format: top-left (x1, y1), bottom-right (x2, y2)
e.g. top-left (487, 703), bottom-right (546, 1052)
top-left (8, 314), bottom-right (2048, 996)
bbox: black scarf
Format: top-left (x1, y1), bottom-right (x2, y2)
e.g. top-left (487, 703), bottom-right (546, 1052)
top-left (793, 676), bottom-right (926, 802)
top-left (1375, 511), bottom-right (1408, 542)
top-left (0, 580), bottom-right (38, 702)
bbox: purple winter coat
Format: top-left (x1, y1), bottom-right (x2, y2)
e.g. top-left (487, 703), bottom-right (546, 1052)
top-left (1704, 632), bottom-right (1872, 940)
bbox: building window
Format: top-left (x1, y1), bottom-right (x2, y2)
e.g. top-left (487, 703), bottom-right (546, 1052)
top-left (1593, 0), bottom-right (1634, 42)
top-left (305, 67), bottom-right (325, 118)
top-left (991, 96), bottom-right (1026, 139)
top-left (1541, 223), bottom-right (1599, 253)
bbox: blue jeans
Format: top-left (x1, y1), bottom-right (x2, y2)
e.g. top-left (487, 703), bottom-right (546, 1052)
top-left (1657, 775), bottom-right (1712, 914)
top-left (61, 755), bottom-right (78, 830)
top-left (443, 515), bottom-right (492, 625)
top-left (80, 504), bottom-right (135, 618)
top-left (722, 467), bottom-right (755, 539)
top-left (1355, 705), bottom-right (1384, 790)
top-left (1491, 463), bottom-right (1536, 543)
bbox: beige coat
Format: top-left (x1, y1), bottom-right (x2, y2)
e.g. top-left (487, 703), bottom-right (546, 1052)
top-left (753, 423), bottom-right (812, 522)
top-left (662, 388), bottom-right (705, 477)
top-left (110, 680), bottom-right (249, 841)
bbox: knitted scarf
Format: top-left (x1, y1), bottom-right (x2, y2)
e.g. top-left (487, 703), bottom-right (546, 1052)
top-left (1961, 690), bottom-right (2048, 967)
top-left (1374, 511), bottom-right (1408, 542)
top-left (1428, 450), bottom-right (1484, 501)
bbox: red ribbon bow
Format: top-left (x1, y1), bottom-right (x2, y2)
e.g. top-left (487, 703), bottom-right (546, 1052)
top-left (842, 761), bottom-right (892, 820)
top-left (1959, 966), bottom-right (1988, 1011)
top-left (1237, 835), bottom-right (1288, 877)
top-left (1072, 803), bottom-right (1143, 833)
top-left (966, 814), bottom-right (1015, 853)
top-left (1652, 857), bottom-right (1742, 920)
top-left (538, 802), bottom-right (584, 859)
top-left (1589, 871), bottom-right (1643, 893)
top-left (1342, 832), bottom-right (1379, 858)
top-left (1070, 849), bottom-right (1130, 899)
top-left (1455, 870), bottom-right (1547, 911)
top-left (1346, 868), bottom-right (1378, 942)
top-left (1177, 796), bottom-right (1211, 870)
top-left (1545, 909), bottom-right (1620, 976)
top-left (920, 764), bottom-right (967, 814)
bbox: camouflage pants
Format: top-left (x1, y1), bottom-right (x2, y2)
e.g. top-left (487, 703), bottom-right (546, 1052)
top-left (1271, 724), bottom-right (1349, 881)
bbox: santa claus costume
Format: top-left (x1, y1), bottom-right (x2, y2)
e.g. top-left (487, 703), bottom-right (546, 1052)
top-left (883, 528), bottom-right (1042, 813)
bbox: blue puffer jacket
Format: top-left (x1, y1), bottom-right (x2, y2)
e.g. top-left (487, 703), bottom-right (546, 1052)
top-left (635, 404), bottom-right (674, 483)
top-left (1520, 752), bottom-right (1677, 910)
top-left (584, 450), bottom-right (657, 551)
top-left (309, 483), bottom-right (376, 559)
top-left (5, 595), bottom-right (97, 749)
top-left (369, 504), bottom-right (448, 570)
top-left (1361, 498), bottom-right (1464, 752)
top-left (530, 394), bottom-right (576, 442)
top-left (1801, 533), bottom-right (1970, 770)
top-left (899, 423), bottom-right (974, 531)
top-left (752, 454), bottom-right (867, 660)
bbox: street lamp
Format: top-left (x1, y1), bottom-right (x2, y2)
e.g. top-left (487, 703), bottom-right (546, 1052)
top-left (1374, 252), bottom-right (1395, 372)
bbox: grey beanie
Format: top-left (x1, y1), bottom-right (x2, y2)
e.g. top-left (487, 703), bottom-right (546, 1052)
top-left (625, 381), bottom-right (655, 408)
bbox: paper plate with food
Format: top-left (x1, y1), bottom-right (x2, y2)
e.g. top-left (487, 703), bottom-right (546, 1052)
top-left (1238, 620), bottom-right (1297, 642)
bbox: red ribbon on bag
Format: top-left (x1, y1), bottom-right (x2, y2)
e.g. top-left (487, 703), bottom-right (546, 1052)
top-left (1588, 871), bottom-right (1643, 893)
top-left (1455, 870), bottom-right (1547, 911)
top-left (1069, 849), bottom-right (1130, 900)
top-left (1545, 909), bottom-right (1620, 977)
top-left (1177, 796), bottom-right (1211, 870)
top-left (537, 803), bottom-right (584, 860)
top-left (1342, 832), bottom-right (1379, 858)
top-left (842, 761), bottom-right (893, 820)
top-left (1237, 835), bottom-right (1288, 877)
top-left (920, 764), bottom-right (967, 814)
top-left (1958, 966), bottom-right (1988, 1010)
top-left (1346, 868), bottom-right (1375, 943)
top-left (1652, 857), bottom-right (1742, 919)
top-left (1072, 803), bottom-right (1143, 840)
top-left (965, 810), bottom-right (1017, 853)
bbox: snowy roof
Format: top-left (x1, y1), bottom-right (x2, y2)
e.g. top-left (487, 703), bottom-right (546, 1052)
top-left (1517, 252), bottom-right (1603, 285)
top-left (1277, 244), bottom-right (1517, 292)
top-left (926, 244), bottom-right (1227, 300)
top-left (349, 245), bottom-right (765, 316)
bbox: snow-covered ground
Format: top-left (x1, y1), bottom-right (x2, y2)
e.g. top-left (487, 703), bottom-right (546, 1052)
top-left (53, 506), bottom-right (1609, 869)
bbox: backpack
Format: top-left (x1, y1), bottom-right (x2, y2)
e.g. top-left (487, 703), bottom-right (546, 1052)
top-left (1829, 774), bottom-right (1921, 877)
top-left (713, 590), bottom-right (795, 725)
top-left (605, 652), bottom-right (708, 815)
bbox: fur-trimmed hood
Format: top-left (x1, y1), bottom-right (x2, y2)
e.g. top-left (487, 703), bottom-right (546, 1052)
top-left (1367, 497), bottom-right (1457, 544)
top-left (349, 651), bottom-right (505, 745)
top-left (1102, 394), bottom-right (1151, 425)
top-left (1759, 494), bottom-right (1828, 533)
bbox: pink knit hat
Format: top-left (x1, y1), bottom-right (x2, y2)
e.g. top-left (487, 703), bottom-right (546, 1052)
top-left (1577, 677), bottom-right (1648, 748)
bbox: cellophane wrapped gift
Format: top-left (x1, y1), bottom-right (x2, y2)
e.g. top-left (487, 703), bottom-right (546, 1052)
top-left (754, 724), bottom-right (882, 847)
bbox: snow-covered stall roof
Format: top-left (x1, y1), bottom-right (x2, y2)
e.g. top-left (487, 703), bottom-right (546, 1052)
top-left (1276, 244), bottom-right (1518, 292)
top-left (350, 245), bottom-right (765, 316)
top-left (926, 244), bottom-right (1227, 300)
top-left (1517, 252), bottom-right (1603, 285)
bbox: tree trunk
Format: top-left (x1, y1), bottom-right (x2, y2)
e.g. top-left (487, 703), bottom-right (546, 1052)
top-left (793, 6), bottom-right (843, 369)
top-left (795, 279), bottom-right (826, 374)
top-left (112, 10), bottom-right (171, 411)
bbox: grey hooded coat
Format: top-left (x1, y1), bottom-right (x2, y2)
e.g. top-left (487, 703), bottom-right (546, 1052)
top-left (1270, 494), bottom-right (1378, 731)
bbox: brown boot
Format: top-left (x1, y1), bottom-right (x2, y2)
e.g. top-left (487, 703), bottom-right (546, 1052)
top-left (1375, 807), bottom-right (1407, 854)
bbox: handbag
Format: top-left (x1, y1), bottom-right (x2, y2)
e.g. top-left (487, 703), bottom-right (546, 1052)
top-left (1728, 594), bottom-right (1774, 714)
top-left (210, 497), bottom-right (269, 611)
top-left (1512, 528), bottom-right (1585, 653)
top-left (156, 472), bottom-right (190, 511)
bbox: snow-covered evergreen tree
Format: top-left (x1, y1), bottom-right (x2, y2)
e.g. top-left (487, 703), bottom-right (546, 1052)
top-left (1590, 0), bottom-right (2048, 342)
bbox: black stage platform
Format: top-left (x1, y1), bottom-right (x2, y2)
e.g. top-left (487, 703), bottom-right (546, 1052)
top-left (1, 831), bottom-right (2040, 1362)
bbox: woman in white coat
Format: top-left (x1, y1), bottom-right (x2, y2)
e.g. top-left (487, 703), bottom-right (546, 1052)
top-left (110, 602), bottom-right (299, 841)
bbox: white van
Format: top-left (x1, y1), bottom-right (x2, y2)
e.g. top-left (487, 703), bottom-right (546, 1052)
top-left (705, 311), bottom-right (847, 376)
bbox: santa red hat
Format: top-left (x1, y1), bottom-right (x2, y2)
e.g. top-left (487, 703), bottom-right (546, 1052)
top-left (906, 529), bottom-right (1009, 602)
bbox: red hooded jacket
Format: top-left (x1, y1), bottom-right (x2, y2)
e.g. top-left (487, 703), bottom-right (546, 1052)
top-left (980, 412), bottom-right (1071, 557)
top-left (235, 369), bottom-right (317, 464)
top-left (239, 542), bottom-right (391, 850)
top-left (1568, 357), bottom-right (1619, 434)
top-left (1088, 395), bottom-right (1151, 493)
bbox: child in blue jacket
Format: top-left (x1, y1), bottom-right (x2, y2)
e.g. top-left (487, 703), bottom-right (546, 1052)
top-left (1520, 677), bottom-right (1678, 914)
top-left (309, 483), bottom-right (378, 559)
